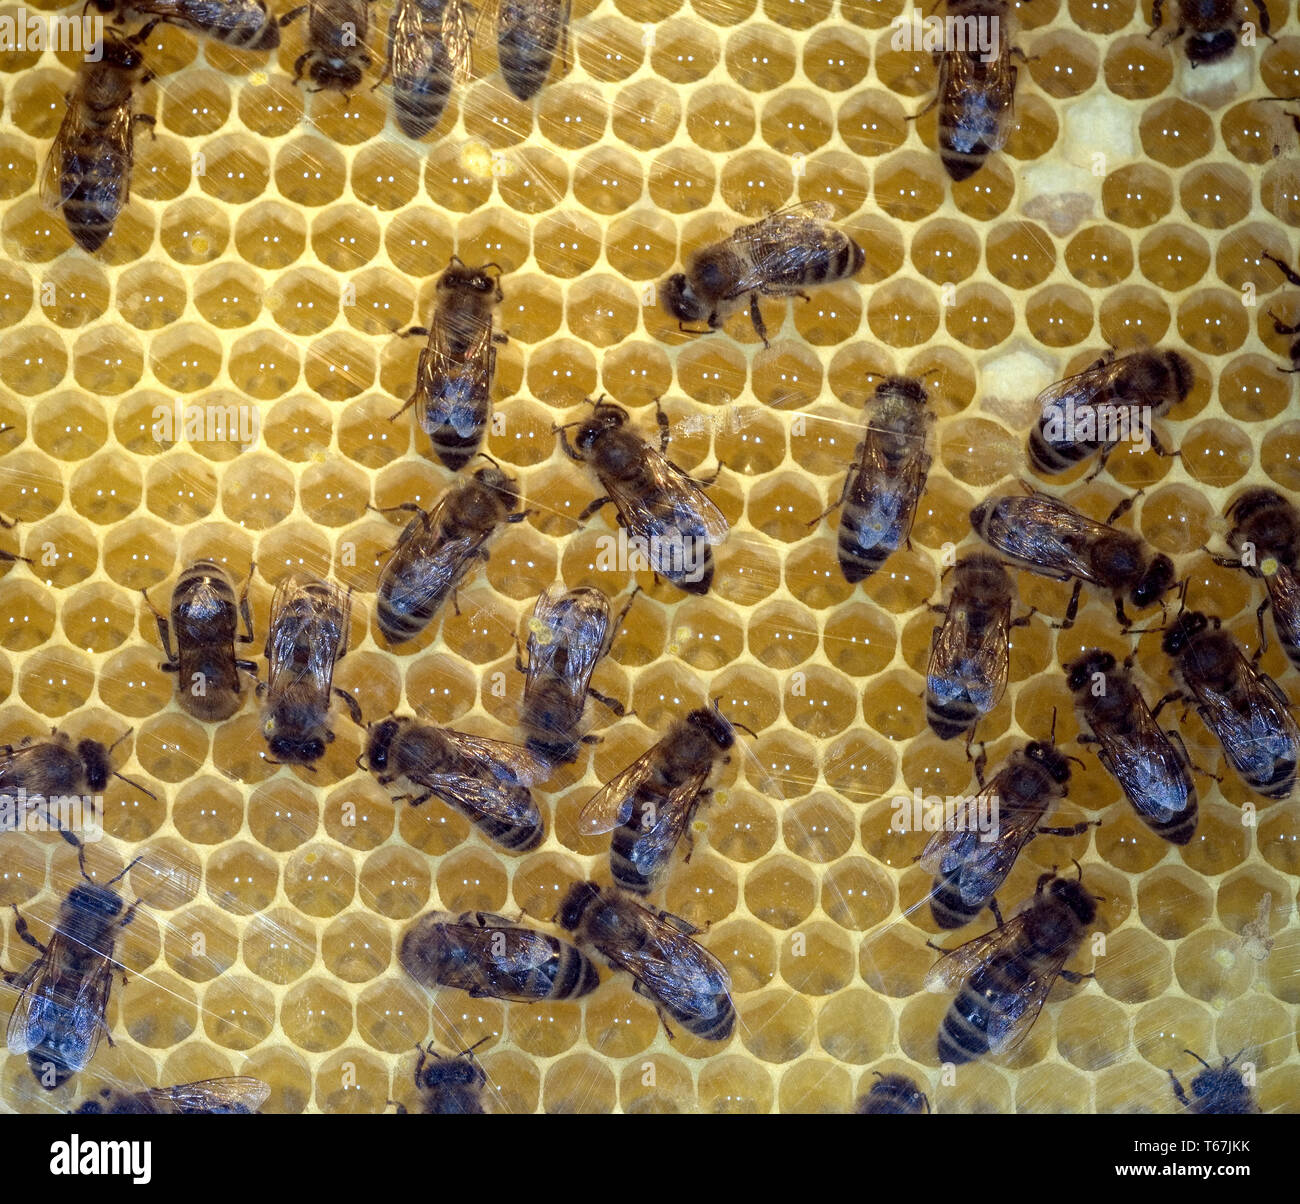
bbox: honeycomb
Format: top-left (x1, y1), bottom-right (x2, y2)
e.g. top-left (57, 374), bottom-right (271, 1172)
top-left (0, 0), bottom-right (1298, 1115)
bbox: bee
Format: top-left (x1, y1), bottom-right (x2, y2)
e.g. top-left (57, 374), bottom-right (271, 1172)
top-left (970, 486), bottom-right (1176, 628)
top-left (918, 734), bottom-right (1092, 930)
top-left (926, 554), bottom-right (1026, 743)
top-left (659, 202), bottom-right (866, 347)
top-left (376, 0), bottom-right (453, 139)
top-left (439, 0), bottom-right (475, 80)
top-left (578, 703), bottom-right (740, 896)
top-left (399, 1040), bottom-right (490, 1115)
top-left (1168, 1050), bottom-right (1259, 1115)
top-left (921, 0), bottom-right (1019, 181)
top-left (497, 0), bottom-right (569, 101)
top-left (815, 376), bottom-right (934, 585)
top-left (517, 585), bottom-right (634, 767)
top-left (399, 909), bottom-right (600, 1001)
top-left (557, 881), bottom-right (735, 1042)
top-left (1161, 607), bottom-right (1299, 800)
top-left (1027, 349), bottom-right (1191, 480)
top-left (141, 560), bottom-right (258, 723)
top-left (389, 258), bottom-right (505, 469)
top-left (41, 31), bottom-right (155, 254)
top-left (1208, 487), bottom-right (1300, 674)
top-left (927, 867), bottom-right (1098, 1066)
top-left (259, 574), bottom-right (363, 766)
top-left (1066, 648), bottom-right (1198, 845)
top-left (364, 716), bottom-right (548, 851)
top-left (3, 838), bottom-right (142, 1089)
top-left (374, 462), bottom-right (526, 645)
top-left (856, 1073), bottom-right (930, 1115)
top-left (0, 729), bottom-right (155, 833)
top-left (281, 0), bottom-right (373, 92)
top-left (91, 0), bottom-right (280, 50)
top-left (72, 1077), bottom-right (270, 1114)
top-left (556, 399), bottom-right (728, 596)
top-left (1150, 0), bottom-right (1274, 65)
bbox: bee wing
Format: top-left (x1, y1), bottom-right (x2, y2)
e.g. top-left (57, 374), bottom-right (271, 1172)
top-left (387, 0), bottom-right (435, 81)
top-left (600, 443), bottom-right (730, 548)
top-left (927, 596), bottom-right (1010, 714)
top-left (525, 586), bottom-right (609, 704)
top-left (732, 202), bottom-right (840, 298)
top-left (0, 743), bottom-right (57, 798)
top-left (1268, 566), bottom-right (1300, 644)
top-left (613, 908), bottom-right (732, 1015)
top-left (452, 920), bottom-right (561, 975)
top-left (1034, 356), bottom-right (1126, 418)
top-left (942, 46), bottom-right (1016, 154)
top-left (1093, 690), bottom-right (1196, 824)
top-left (436, 730), bottom-right (549, 787)
top-left (982, 494), bottom-right (1106, 584)
top-left (924, 911), bottom-right (1034, 993)
top-left (441, 0), bottom-right (475, 79)
top-left (266, 576), bottom-right (349, 696)
top-left (142, 1077), bottom-right (271, 1114)
top-left (1199, 656), bottom-right (1300, 779)
top-left (40, 102), bottom-right (85, 211)
top-left (849, 434), bottom-right (932, 552)
top-left (983, 944), bottom-right (1076, 1057)
top-left (577, 742), bottom-right (662, 835)
top-left (916, 773), bottom-right (1033, 887)
top-left (621, 762), bottom-right (714, 879)
top-left (6, 930), bottom-right (113, 1073)
top-left (406, 730), bottom-right (546, 822)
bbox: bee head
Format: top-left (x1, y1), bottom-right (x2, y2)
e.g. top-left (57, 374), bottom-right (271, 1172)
top-left (1065, 649), bottom-right (1114, 692)
top-left (1048, 876), bottom-right (1098, 925)
top-left (872, 1073), bottom-right (930, 1113)
top-left (67, 882), bottom-right (124, 919)
top-left (968, 501), bottom-right (990, 530)
top-left (1025, 741), bottom-right (1073, 785)
top-left (365, 719), bottom-right (403, 772)
top-left (441, 259), bottom-right (502, 299)
top-left (88, 0), bottom-right (114, 11)
top-left (686, 705), bottom-right (736, 751)
top-left (309, 57), bottom-right (366, 91)
top-left (1161, 609), bottom-right (1208, 656)
top-left (473, 463), bottom-right (519, 509)
top-left (1131, 554), bottom-right (1176, 609)
top-left (101, 36), bottom-right (143, 71)
top-left (267, 733), bottom-right (327, 765)
top-left (418, 1051), bottom-right (485, 1092)
top-left (874, 376), bottom-right (928, 408)
top-left (1185, 29), bottom-right (1237, 64)
top-left (660, 274), bottom-right (706, 323)
top-left (77, 740), bottom-right (112, 792)
top-left (557, 880), bottom-right (601, 931)
top-left (575, 403), bottom-right (627, 453)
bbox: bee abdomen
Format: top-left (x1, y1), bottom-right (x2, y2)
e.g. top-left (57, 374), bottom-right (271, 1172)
top-left (548, 946), bottom-right (600, 999)
top-left (460, 804), bottom-right (545, 852)
top-left (610, 824), bottom-right (657, 895)
top-left (1027, 422), bottom-right (1091, 475)
top-left (837, 518), bottom-right (893, 584)
top-left (926, 692), bottom-right (978, 741)
top-left (929, 870), bottom-right (982, 929)
top-left (61, 149), bottom-right (128, 252)
top-left (1139, 800), bottom-right (1198, 845)
top-left (393, 65), bottom-right (452, 139)
top-left (937, 959), bottom-right (1025, 1065)
top-left (667, 995), bottom-right (735, 1042)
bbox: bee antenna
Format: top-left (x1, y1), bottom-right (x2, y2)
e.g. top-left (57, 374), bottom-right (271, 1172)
top-left (354, 753), bottom-right (369, 772)
top-left (448, 254), bottom-right (465, 267)
top-left (1049, 707), bottom-right (1058, 743)
top-left (921, 1092), bottom-right (932, 1115)
top-left (871, 1070), bottom-right (884, 1081)
top-left (104, 855), bottom-right (144, 889)
top-left (479, 262), bottom-right (502, 276)
top-left (478, 451), bottom-right (502, 469)
top-left (461, 1034), bottom-right (492, 1059)
top-left (1072, 858), bottom-right (1083, 882)
top-left (1064, 755), bottom-right (1087, 771)
top-left (106, 728), bottom-right (134, 756)
top-left (1184, 1049), bottom-right (1214, 1070)
top-left (731, 720), bottom-right (757, 740)
top-left (112, 771), bottom-right (157, 801)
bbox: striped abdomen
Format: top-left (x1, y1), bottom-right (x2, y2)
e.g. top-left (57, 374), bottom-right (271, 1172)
top-left (59, 136), bottom-right (130, 253)
top-left (1027, 417), bottom-right (1094, 475)
top-left (937, 950), bottom-right (1030, 1064)
top-left (376, 549), bottom-right (455, 644)
top-left (497, 0), bottom-right (565, 101)
top-left (534, 942), bottom-right (600, 999)
top-left (929, 866), bottom-right (984, 930)
top-left (421, 388), bottom-right (490, 471)
top-left (391, 29), bottom-right (452, 138)
top-left (452, 787), bottom-right (544, 852)
top-left (926, 689), bottom-right (978, 740)
top-left (1266, 570), bottom-right (1300, 673)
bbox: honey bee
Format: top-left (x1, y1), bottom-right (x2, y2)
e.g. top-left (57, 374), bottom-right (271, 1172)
top-left (364, 716), bottom-right (548, 851)
top-left (497, 0), bottom-right (569, 101)
top-left (517, 585), bottom-right (634, 767)
top-left (42, 31), bottom-right (155, 254)
top-left (556, 399), bottom-right (728, 596)
top-left (920, 0), bottom-right (1019, 181)
top-left (92, 0), bottom-right (280, 50)
top-left (281, 0), bottom-right (373, 92)
top-left (72, 1078), bottom-right (270, 1114)
top-left (399, 1040), bottom-right (490, 1115)
top-left (1066, 648), bottom-right (1199, 845)
top-left (259, 574), bottom-right (363, 766)
top-left (856, 1073), bottom-right (930, 1115)
top-left (4, 837), bottom-right (142, 1089)
top-left (659, 202), bottom-right (866, 347)
top-left (970, 486), bottom-right (1177, 628)
top-left (578, 703), bottom-right (740, 896)
top-left (919, 733), bottom-right (1092, 930)
top-left (376, 0), bottom-right (453, 139)
top-left (374, 462), bottom-right (526, 645)
top-left (927, 867), bottom-right (1098, 1065)
top-left (1161, 607), bottom-right (1299, 800)
top-left (926, 554), bottom-right (1026, 743)
top-left (1209, 487), bottom-right (1300, 674)
top-left (815, 376), bottom-right (934, 584)
top-left (1150, 0), bottom-right (1274, 65)
top-left (389, 258), bottom-right (505, 469)
top-left (1168, 1050), bottom-right (1259, 1115)
top-left (399, 909), bottom-right (600, 1001)
top-left (1027, 349), bottom-right (1191, 480)
top-left (558, 881), bottom-right (735, 1042)
top-left (141, 560), bottom-right (258, 723)
top-left (0, 728), bottom-right (155, 832)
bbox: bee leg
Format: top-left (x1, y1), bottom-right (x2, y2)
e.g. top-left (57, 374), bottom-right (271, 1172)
top-left (1255, 596), bottom-right (1272, 655)
top-left (1148, 0), bottom-right (1165, 32)
top-left (395, 790), bottom-right (434, 807)
top-left (1036, 821), bottom-right (1099, 838)
top-left (237, 566), bottom-right (256, 644)
top-left (747, 294), bottom-right (771, 349)
top-left (1150, 690), bottom-right (1183, 720)
top-left (1167, 1069), bottom-right (1192, 1110)
top-left (1250, 0), bottom-right (1277, 42)
top-left (907, 93), bottom-right (938, 122)
top-left (139, 587), bottom-right (179, 668)
top-left (1010, 605), bottom-right (1037, 629)
top-left (1058, 969), bottom-right (1094, 984)
top-left (809, 470), bottom-right (854, 527)
top-left (291, 51), bottom-right (309, 85)
top-left (333, 688), bottom-right (365, 727)
top-left (279, 3), bottom-right (307, 26)
top-left (587, 688), bottom-right (625, 717)
top-left (1262, 252), bottom-right (1300, 287)
top-left (1104, 492), bottom-right (1139, 527)
top-left (1050, 580), bottom-right (1083, 631)
top-left (577, 495), bottom-right (614, 523)
top-left (1113, 596), bottom-right (1131, 629)
top-left (1268, 308), bottom-right (1300, 336)
top-left (554, 425), bottom-right (583, 462)
top-left (987, 897), bottom-right (1004, 928)
top-left (513, 636), bottom-right (527, 676)
top-left (10, 906), bottom-right (46, 955)
top-left (132, 114), bottom-right (158, 143)
top-left (653, 397), bottom-right (672, 454)
top-left (972, 741), bottom-right (988, 789)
